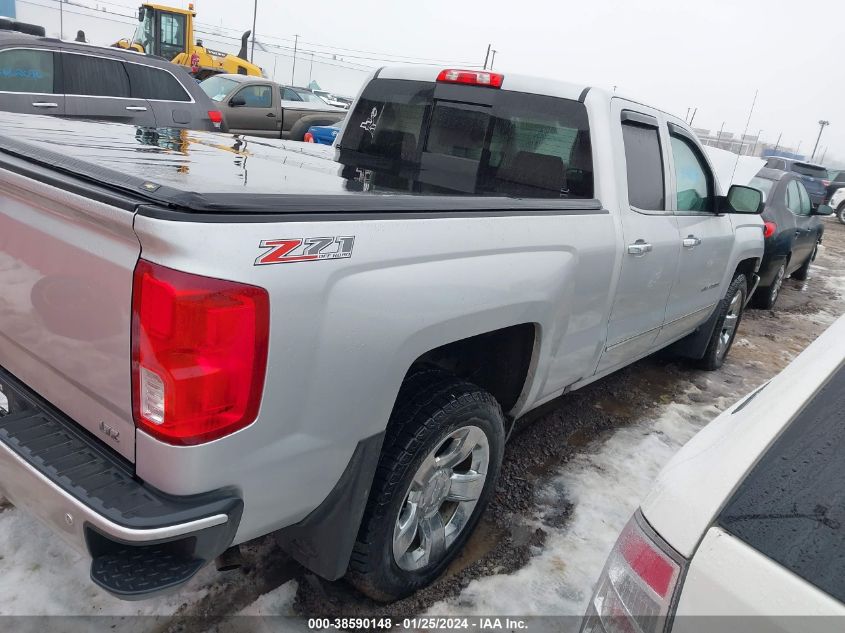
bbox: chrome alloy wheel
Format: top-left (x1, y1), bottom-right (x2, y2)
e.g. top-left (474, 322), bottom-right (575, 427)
top-left (393, 425), bottom-right (489, 571)
top-left (716, 290), bottom-right (742, 359)
top-left (770, 264), bottom-right (785, 304)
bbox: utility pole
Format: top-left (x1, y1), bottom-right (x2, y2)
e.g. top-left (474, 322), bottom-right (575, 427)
top-left (796, 141), bottom-right (802, 157)
top-left (772, 131), bottom-right (782, 154)
top-left (483, 44), bottom-right (491, 70)
top-left (688, 107), bottom-right (697, 126)
top-left (731, 88), bottom-right (758, 182)
top-left (820, 146), bottom-right (828, 164)
top-left (59, 0), bottom-right (64, 39)
top-left (250, 0), bottom-right (257, 62)
top-left (490, 49), bottom-right (497, 70)
top-left (685, 107), bottom-right (690, 122)
top-left (811, 120), bottom-right (830, 161)
top-left (291, 34), bottom-right (299, 85)
top-left (308, 52), bottom-right (314, 84)
top-left (715, 121), bottom-right (725, 149)
top-left (751, 129), bottom-right (763, 156)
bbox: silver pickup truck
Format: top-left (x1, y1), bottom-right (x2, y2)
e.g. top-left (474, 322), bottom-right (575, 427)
top-left (0, 66), bottom-right (764, 602)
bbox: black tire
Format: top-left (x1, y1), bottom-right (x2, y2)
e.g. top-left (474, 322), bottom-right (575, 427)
top-left (696, 274), bottom-right (747, 371)
top-left (791, 246), bottom-right (815, 281)
top-left (838, 203), bottom-right (845, 225)
top-left (347, 368), bottom-right (505, 602)
top-left (288, 115), bottom-right (344, 142)
top-left (751, 263), bottom-right (785, 310)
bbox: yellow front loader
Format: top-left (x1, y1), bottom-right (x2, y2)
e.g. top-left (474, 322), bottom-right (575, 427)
top-left (113, 3), bottom-right (263, 80)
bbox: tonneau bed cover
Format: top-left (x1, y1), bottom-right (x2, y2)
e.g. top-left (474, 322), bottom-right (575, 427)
top-left (0, 113), bottom-right (600, 217)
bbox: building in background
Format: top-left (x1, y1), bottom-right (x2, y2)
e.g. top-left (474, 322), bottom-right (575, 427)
top-left (0, 0), bottom-right (15, 17)
top-left (693, 127), bottom-right (805, 160)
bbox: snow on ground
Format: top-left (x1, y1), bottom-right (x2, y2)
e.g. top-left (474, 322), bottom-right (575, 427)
top-left (427, 390), bottom-right (727, 620)
top-left (0, 504), bottom-right (218, 617)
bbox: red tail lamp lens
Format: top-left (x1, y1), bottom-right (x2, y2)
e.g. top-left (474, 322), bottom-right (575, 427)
top-left (132, 260), bottom-right (269, 445)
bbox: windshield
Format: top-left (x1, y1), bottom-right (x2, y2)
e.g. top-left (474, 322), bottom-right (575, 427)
top-left (131, 9), bottom-right (155, 53)
top-left (200, 76), bottom-right (238, 102)
top-left (792, 163), bottom-right (828, 179)
top-left (749, 176), bottom-right (775, 202)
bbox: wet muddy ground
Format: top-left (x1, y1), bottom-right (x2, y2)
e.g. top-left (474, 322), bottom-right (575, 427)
top-left (3, 220), bottom-right (845, 628)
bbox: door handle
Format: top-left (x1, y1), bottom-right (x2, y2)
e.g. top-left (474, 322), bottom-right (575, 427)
top-left (682, 236), bottom-right (701, 248)
top-left (125, 106), bottom-right (148, 112)
top-left (266, 112), bottom-right (276, 117)
top-left (31, 102), bottom-right (58, 108)
top-left (627, 240), bottom-right (653, 256)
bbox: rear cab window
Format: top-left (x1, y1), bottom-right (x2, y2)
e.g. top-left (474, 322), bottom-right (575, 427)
top-left (337, 78), bottom-right (594, 199)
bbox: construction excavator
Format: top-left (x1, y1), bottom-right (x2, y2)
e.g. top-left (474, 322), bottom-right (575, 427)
top-left (113, 3), bottom-right (263, 80)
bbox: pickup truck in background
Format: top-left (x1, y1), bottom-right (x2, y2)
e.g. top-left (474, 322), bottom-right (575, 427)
top-left (0, 66), bottom-right (764, 602)
top-left (199, 73), bottom-right (346, 140)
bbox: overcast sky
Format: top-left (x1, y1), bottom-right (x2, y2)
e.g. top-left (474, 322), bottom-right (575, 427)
top-left (19, 0), bottom-right (845, 165)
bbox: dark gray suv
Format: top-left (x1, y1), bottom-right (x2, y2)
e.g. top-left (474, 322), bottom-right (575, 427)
top-left (0, 29), bottom-right (224, 131)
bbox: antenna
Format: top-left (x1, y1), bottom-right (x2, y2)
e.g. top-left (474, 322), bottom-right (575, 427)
top-left (731, 89), bottom-right (758, 184)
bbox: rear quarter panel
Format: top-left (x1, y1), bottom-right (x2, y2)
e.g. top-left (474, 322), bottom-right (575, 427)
top-left (132, 209), bottom-right (616, 542)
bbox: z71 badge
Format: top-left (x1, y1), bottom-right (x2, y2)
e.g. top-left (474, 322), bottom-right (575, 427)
top-left (255, 236), bottom-right (355, 265)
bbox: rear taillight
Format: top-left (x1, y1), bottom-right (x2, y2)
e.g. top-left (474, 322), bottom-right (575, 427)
top-left (208, 110), bottom-right (223, 129)
top-left (763, 221), bottom-right (777, 239)
top-left (822, 179), bottom-right (831, 187)
top-left (436, 69), bottom-right (504, 88)
top-left (582, 513), bottom-right (684, 633)
top-left (303, 132), bottom-right (315, 143)
top-left (131, 260), bottom-right (269, 446)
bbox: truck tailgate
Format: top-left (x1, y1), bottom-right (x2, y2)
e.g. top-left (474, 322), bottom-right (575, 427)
top-left (0, 166), bottom-right (139, 462)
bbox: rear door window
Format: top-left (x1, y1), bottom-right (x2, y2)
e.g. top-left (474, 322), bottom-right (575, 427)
top-left (0, 49), bottom-right (56, 94)
top-left (621, 119), bottom-right (664, 210)
top-left (338, 78), bottom-right (593, 199)
top-left (63, 53), bottom-right (130, 97)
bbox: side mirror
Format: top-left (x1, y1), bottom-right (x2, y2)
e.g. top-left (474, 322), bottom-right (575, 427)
top-left (812, 204), bottom-right (834, 216)
top-left (229, 96), bottom-right (246, 107)
top-left (138, 6), bottom-right (145, 21)
top-left (724, 184), bottom-right (764, 214)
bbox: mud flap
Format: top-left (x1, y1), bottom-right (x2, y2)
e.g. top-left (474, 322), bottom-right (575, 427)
top-left (276, 432), bottom-right (385, 580)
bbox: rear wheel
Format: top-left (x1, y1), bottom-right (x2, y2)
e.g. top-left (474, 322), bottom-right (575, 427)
top-left (751, 263), bottom-right (785, 310)
top-left (838, 203), bottom-right (845, 225)
top-left (347, 369), bottom-right (505, 602)
top-left (696, 274), bottom-right (747, 370)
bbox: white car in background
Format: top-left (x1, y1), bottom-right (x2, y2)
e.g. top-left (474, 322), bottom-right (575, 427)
top-left (831, 187), bottom-right (845, 223)
top-left (583, 314), bottom-right (845, 632)
top-left (312, 89), bottom-right (350, 109)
